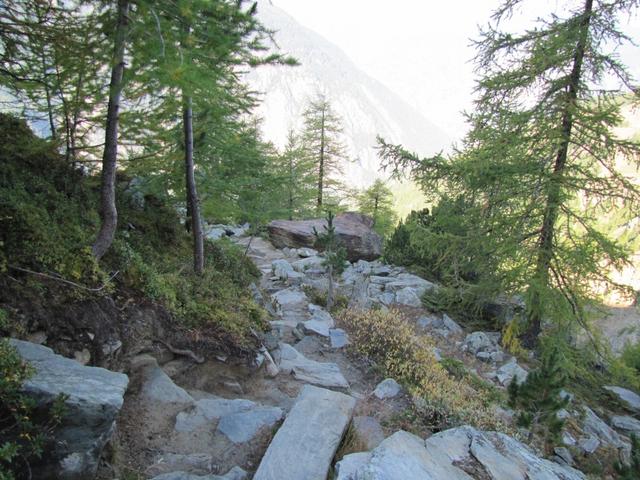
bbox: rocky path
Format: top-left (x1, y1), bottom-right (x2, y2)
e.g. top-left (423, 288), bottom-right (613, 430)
top-left (12, 230), bottom-right (640, 479)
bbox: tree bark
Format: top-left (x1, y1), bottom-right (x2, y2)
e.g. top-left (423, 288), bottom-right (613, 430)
top-left (183, 94), bottom-right (204, 275)
top-left (317, 107), bottom-right (325, 211)
top-left (92, 0), bottom-right (129, 259)
top-left (522, 0), bottom-right (593, 348)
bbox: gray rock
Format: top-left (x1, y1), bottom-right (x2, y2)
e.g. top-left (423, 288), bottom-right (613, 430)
top-left (291, 256), bottom-right (325, 272)
top-left (9, 339), bottom-right (129, 480)
top-left (378, 292), bottom-right (395, 306)
top-left (147, 453), bottom-right (214, 476)
top-left (340, 425), bottom-right (586, 480)
top-left (554, 446), bottom-right (574, 466)
top-left (582, 406), bottom-right (625, 448)
top-left (253, 385), bottom-right (356, 480)
top-left (578, 435), bottom-right (600, 454)
top-left (352, 416), bottom-right (385, 450)
top-left (271, 259), bottom-right (294, 280)
top-left (335, 453), bottom-right (371, 480)
top-left (329, 328), bottom-right (350, 348)
top-left (267, 212), bottom-right (383, 261)
top-left (394, 287), bottom-right (422, 307)
top-left (373, 378), bottom-right (402, 399)
top-left (297, 247), bottom-right (318, 258)
top-left (205, 228), bottom-right (227, 240)
top-left (371, 265), bottom-right (393, 276)
top-left (278, 343), bottom-right (349, 389)
top-left (463, 331), bottom-right (499, 355)
top-left (150, 466), bottom-right (248, 480)
top-left (174, 395), bottom-right (282, 443)
top-left (562, 431), bottom-right (577, 446)
top-left (175, 398), bottom-right (255, 433)
top-left (605, 385), bottom-right (640, 413)
top-left (495, 358), bottom-right (528, 386)
top-left (74, 348), bottom-right (91, 365)
top-left (141, 362), bottom-right (194, 405)
top-left (303, 308), bottom-right (335, 337)
top-left (611, 414), bottom-right (640, 435)
top-left (271, 288), bottom-right (308, 312)
top-left (217, 405), bottom-right (283, 443)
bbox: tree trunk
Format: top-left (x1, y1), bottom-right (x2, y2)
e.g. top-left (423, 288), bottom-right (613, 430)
top-left (183, 94), bottom-right (204, 275)
top-left (317, 108), bottom-right (325, 211)
top-left (326, 263), bottom-right (334, 311)
top-left (288, 152), bottom-right (294, 220)
top-left (92, 0), bottom-right (129, 259)
top-left (41, 53), bottom-right (56, 141)
top-left (522, 0), bottom-right (592, 348)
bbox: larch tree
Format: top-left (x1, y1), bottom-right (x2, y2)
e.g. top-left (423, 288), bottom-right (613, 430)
top-left (278, 129), bottom-right (316, 219)
top-left (356, 179), bottom-right (397, 237)
top-left (379, 0), bottom-right (640, 348)
top-left (301, 94), bottom-right (347, 212)
top-left (92, 0), bottom-right (130, 259)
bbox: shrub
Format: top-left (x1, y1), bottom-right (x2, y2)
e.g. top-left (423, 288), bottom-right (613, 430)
top-left (0, 339), bottom-right (65, 479)
top-left (339, 308), bottom-right (501, 430)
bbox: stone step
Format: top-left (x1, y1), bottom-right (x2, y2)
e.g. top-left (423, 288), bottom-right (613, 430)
top-left (253, 385), bottom-right (356, 480)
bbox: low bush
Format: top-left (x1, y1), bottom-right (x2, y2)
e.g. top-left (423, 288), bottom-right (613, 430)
top-left (338, 308), bottom-right (501, 430)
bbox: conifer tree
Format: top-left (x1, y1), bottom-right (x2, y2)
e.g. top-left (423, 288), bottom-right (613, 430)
top-left (378, 0), bottom-right (640, 347)
top-left (301, 95), bottom-right (348, 212)
top-left (278, 129), bottom-right (316, 220)
top-left (356, 179), bottom-right (397, 237)
top-left (313, 211), bottom-right (347, 310)
top-left (508, 348), bottom-right (569, 450)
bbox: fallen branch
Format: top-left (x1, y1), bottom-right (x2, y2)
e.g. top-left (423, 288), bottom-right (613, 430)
top-left (8, 265), bottom-right (118, 292)
top-left (153, 338), bottom-right (205, 364)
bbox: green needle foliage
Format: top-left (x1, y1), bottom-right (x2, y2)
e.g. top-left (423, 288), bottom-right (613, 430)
top-left (378, 0), bottom-right (640, 348)
top-left (301, 94), bottom-right (348, 212)
top-left (356, 179), bottom-right (398, 237)
top-left (615, 433), bottom-right (640, 479)
top-left (313, 211), bottom-right (348, 310)
top-left (508, 348), bottom-right (569, 451)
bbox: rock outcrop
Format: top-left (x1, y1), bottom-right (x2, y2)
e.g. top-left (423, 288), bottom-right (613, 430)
top-left (336, 426), bottom-right (586, 480)
top-left (267, 212), bottom-right (383, 261)
top-left (10, 339), bottom-right (129, 480)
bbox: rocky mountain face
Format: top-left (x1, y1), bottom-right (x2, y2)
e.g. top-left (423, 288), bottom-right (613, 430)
top-left (244, 2), bottom-right (450, 188)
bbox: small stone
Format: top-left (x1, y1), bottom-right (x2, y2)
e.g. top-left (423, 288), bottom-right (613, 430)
top-left (26, 331), bottom-right (47, 344)
top-left (329, 329), bottom-right (350, 349)
top-left (74, 349), bottom-right (91, 365)
top-left (222, 380), bottom-right (244, 395)
top-left (554, 447), bottom-right (573, 466)
top-left (578, 435), bottom-right (600, 454)
top-left (394, 287), bottom-right (422, 307)
top-left (562, 431), bottom-right (577, 446)
top-left (373, 378), bottom-right (401, 400)
top-left (102, 339), bottom-right (122, 356)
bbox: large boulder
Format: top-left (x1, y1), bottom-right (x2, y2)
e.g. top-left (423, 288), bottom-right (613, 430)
top-left (267, 212), bottom-right (383, 261)
top-left (9, 339), bottom-right (129, 480)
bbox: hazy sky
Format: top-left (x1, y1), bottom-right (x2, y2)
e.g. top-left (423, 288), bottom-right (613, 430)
top-left (272, 0), bottom-right (640, 141)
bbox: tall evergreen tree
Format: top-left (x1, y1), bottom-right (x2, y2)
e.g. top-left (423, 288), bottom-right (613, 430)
top-left (356, 179), bottom-right (397, 237)
top-left (301, 94), bottom-right (347, 212)
top-left (379, 0), bottom-right (640, 348)
top-left (278, 129), bottom-right (316, 220)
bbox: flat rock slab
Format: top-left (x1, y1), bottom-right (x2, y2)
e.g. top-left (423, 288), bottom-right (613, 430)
top-left (10, 339), bottom-right (129, 480)
top-left (338, 426), bottom-right (586, 480)
top-left (253, 385), bottom-right (356, 480)
top-left (175, 397), bottom-right (282, 443)
top-left (278, 343), bottom-right (349, 388)
top-left (605, 385), bottom-right (640, 413)
top-left (373, 378), bottom-right (402, 399)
